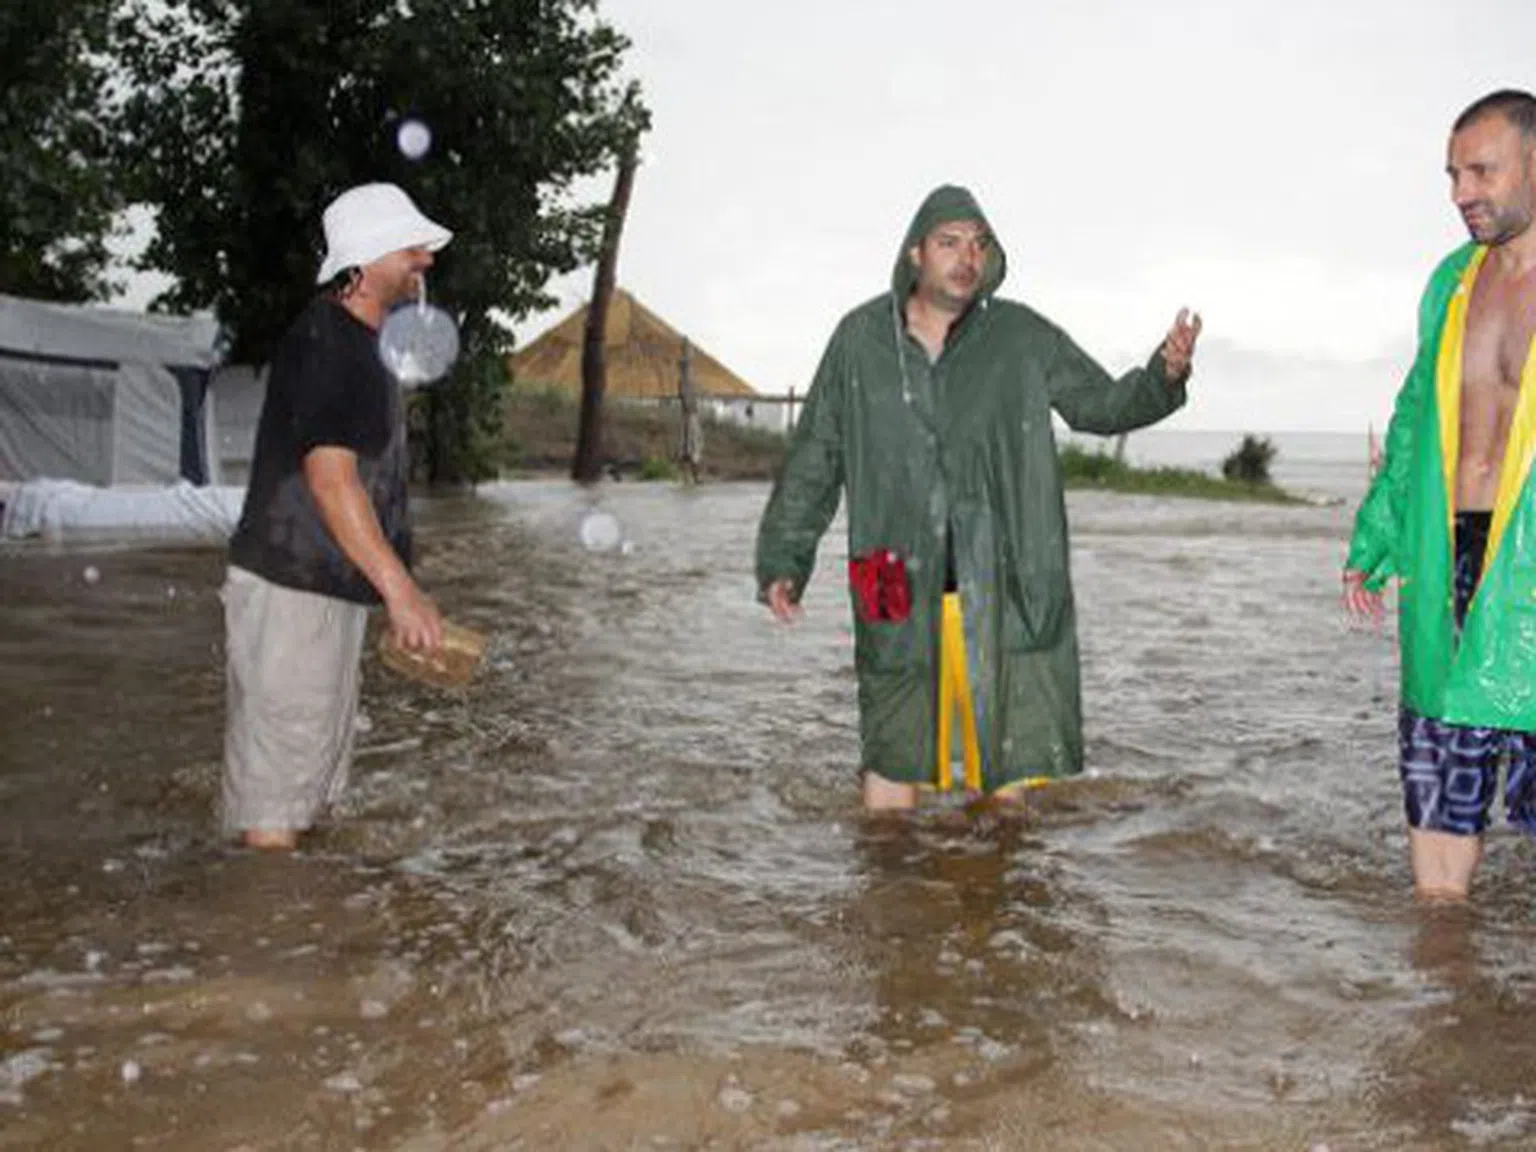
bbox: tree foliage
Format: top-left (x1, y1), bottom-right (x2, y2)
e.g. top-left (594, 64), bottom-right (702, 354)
top-left (1221, 433), bottom-right (1278, 485)
top-left (115, 0), bottom-right (647, 481)
top-left (0, 0), bottom-right (122, 301)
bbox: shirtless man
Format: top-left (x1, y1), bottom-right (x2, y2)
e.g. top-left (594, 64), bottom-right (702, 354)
top-left (1345, 89), bottom-right (1536, 900)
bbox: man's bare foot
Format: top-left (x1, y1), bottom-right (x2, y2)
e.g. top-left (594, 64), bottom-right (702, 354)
top-left (242, 829), bottom-right (298, 851)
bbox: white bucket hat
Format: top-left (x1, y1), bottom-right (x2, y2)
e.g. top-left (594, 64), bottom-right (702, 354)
top-left (316, 182), bottom-right (453, 284)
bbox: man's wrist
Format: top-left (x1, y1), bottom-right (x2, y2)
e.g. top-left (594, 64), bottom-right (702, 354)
top-left (377, 567), bottom-right (416, 606)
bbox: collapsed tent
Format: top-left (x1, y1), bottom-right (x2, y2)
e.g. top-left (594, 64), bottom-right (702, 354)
top-left (0, 293), bottom-right (224, 487)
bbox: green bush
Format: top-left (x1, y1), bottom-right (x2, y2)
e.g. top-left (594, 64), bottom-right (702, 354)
top-left (639, 454), bottom-right (678, 481)
top-left (1059, 443), bottom-right (1124, 484)
top-left (1221, 434), bottom-right (1277, 485)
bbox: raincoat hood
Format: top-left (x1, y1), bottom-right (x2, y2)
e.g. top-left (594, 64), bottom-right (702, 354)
top-left (892, 185), bottom-right (1008, 302)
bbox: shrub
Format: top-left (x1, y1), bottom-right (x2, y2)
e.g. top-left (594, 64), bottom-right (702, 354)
top-left (639, 454), bottom-right (678, 481)
top-left (1221, 434), bottom-right (1277, 485)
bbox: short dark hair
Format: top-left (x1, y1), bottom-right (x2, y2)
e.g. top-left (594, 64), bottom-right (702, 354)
top-left (323, 266), bottom-right (361, 300)
top-left (1453, 89), bottom-right (1536, 142)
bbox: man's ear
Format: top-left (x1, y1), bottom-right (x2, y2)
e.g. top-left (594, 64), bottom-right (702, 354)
top-left (908, 244), bottom-right (923, 269)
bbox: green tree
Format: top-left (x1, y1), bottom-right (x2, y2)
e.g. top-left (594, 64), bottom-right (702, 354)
top-left (114, 0), bottom-right (647, 482)
top-left (0, 0), bottom-right (122, 300)
top-left (1221, 433), bottom-right (1278, 485)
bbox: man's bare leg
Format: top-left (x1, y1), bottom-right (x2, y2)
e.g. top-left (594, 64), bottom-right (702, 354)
top-left (863, 773), bottom-right (918, 812)
top-left (1409, 828), bottom-right (1482, 900)
top-left (242, 828), bottom-right (299, 851)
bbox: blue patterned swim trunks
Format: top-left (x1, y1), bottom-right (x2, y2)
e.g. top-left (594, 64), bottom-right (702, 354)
top-left (1395, 511), bottom-right (1536, 836)
top-left (1398, 709), bottom-right (1536, 835)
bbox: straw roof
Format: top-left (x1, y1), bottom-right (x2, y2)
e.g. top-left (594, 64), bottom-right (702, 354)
top-left (508, 288), bottom-right (758, 398)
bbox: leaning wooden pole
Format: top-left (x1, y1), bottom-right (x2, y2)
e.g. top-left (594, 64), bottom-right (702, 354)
top-left (572, 133), bottom-right (641, 483)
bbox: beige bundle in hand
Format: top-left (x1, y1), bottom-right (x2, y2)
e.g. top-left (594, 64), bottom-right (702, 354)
top-left (378, 620), bottom-right (487, 689)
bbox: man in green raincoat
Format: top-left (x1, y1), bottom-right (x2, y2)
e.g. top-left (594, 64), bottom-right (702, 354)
top-left (1345, 89), bottom-right (1536, 901)
top-left (755, 185), bottom-right (1201, 812)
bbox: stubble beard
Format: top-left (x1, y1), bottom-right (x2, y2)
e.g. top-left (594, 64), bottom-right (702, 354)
top-left (922, 277), bottom-right (976, 316)
top-left (1471, 200), bottom-right (1534, 246)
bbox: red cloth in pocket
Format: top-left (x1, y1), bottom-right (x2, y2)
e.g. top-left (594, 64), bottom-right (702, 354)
top-left (849, 549), bottom-right (911, 623)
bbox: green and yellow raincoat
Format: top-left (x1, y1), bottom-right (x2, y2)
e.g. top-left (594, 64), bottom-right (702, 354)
top-left (1348, 243), bottom-right (1536, 730)
top-left (755, 186), bottom-right (1187, 791)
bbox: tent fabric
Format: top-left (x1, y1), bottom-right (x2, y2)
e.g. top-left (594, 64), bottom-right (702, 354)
top-left (1, 478), bottom-right (243, 543)
top-left (0, 293), bottom-right (222, 486)
top-left (206, 363), bottom-right (269, 487)
top-left (508, 288), bottom-right (759, 399)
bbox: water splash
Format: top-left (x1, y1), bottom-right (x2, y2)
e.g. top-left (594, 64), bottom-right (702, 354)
top-left (379, 280), bottom-right (460, 387)
top-left (396, 118), bottom-right (432, 161)
top-left (578, 510), bottom-right (623, 554)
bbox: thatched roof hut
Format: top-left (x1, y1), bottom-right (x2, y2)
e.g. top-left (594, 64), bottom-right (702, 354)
top-left (508, 288), bottom-right (758, 398)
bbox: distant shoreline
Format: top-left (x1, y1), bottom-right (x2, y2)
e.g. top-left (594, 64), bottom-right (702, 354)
top-left (499, 389), bottom-right (1308, 503)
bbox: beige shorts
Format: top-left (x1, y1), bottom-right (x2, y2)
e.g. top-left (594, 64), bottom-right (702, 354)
top-left (221, 566), bottom-right (369, 836)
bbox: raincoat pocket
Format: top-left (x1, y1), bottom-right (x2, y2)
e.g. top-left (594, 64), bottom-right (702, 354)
top-left (849, 549), bottom-right (917, 671)
top-left (849, 549), bottom-right (912, 624)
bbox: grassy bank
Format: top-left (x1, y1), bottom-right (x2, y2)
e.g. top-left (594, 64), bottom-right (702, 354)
top-left (500, 387), bottom-right (1302, 503)
top-left (501, 386), bottom-right (786, 481)
top-left (1057, 443), bottom-right (1302, 504)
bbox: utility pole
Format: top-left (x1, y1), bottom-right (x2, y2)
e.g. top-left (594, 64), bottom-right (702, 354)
top-left (573, 131), bottom-right (640, 483)
top-left (678, 337), bottom-right (702, 482)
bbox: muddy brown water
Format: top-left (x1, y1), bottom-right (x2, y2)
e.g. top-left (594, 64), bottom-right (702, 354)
top-left (3, 481), bottom-right (1536, 1151)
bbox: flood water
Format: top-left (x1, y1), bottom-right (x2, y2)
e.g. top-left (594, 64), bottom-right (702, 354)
top-left (4, 481), bottom-right (1536, 1151)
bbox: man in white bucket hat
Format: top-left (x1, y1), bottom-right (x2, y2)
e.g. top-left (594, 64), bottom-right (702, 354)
top-left (222, 182), bottom-right (452, 851)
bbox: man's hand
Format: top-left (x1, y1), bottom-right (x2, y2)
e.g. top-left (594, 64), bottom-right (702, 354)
top-left (766, 578), bottom-right (802, 624)
top-left (1342, 569), bottom-right (1386, 623)
top-left (1161, 307), bottom-right (1203, 382)
top-left (386, 580), bottom-right (445, 651)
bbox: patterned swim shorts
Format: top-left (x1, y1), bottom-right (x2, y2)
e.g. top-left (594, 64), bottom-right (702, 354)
top-left (1398, 708), bottom-right (1536, 836)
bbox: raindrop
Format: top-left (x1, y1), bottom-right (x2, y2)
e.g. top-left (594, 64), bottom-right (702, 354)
top-left (578, 510), bottom-right (623, 554)
top-left (396, 118), bottom-right (433, 161)
top-left (82, 566), bottom-right (100, 585)
top-left (379, 291), bottom-right (460, 387)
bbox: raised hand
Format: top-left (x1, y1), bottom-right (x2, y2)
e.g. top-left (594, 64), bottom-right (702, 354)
top-left (1162, 307), bottom-right (1203, 382)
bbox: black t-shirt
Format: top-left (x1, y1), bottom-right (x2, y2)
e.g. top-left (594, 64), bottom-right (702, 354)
top-left (229, 296), bottom-right (411, 606)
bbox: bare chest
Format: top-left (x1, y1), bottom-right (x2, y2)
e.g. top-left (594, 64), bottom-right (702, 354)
top-left (1463, 269), bottom-right (1536, 397)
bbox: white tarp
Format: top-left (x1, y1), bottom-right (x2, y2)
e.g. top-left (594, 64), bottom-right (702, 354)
top-left (1, 479), bottom-right (243, 544)
top-left (0, 294), bottom-right (222, 486)
top-left (208, 363), bottom-right (268, 486)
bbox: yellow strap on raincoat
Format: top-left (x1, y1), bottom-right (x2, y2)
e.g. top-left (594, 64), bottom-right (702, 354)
top-left (936, 592), bottom-right (983, 792)
top-left (1435, 246), bottom-right (1536, 589)
top-left (935, 591), bottom-right (1052, 797)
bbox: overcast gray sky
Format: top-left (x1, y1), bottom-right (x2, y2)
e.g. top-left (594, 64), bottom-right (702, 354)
top-left (510, 0), bottom-right (1535, 432)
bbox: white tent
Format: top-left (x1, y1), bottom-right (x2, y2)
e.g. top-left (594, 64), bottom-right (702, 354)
top-left (206, 363), bottom-right (268, 487)
top-left (0, 293), bottom-right (223, 487)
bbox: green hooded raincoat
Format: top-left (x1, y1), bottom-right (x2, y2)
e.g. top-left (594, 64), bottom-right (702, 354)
top-left (1348, 242), bottom-right (1536, 731)
top-left (755, 186), bottom-right (1188, 789)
